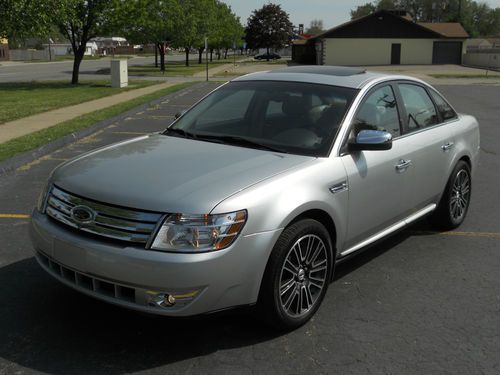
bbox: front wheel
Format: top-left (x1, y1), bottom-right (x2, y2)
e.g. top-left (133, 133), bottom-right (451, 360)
top-left (258, 219), bottom-right (333, 330)
top-left (431, 160), bottom-right (472, 230)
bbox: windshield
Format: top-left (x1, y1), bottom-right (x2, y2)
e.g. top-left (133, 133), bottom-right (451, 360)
top-left (164, 81), bottom-right (358, 157)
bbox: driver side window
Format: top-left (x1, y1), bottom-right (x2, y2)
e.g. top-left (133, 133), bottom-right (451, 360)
top-left (353, 85), bottom-right (401, 138)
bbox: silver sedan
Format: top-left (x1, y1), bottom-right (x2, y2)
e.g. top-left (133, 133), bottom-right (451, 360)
top-left (30, 66), bottom-right (480, 330)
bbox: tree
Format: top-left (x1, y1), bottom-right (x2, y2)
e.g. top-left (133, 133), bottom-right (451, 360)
top-left (306, 19), bottom-right (325, 35)
top-left (349, 0), bottom-right (500, 37)
top-left (0, 0), bottom-right (56, 41)
top-left (53, 0), bottom-right (120, 84)
top-left (350, 3), bottom-right (377, 19)
top-left (116, 0), bottom-right (179, 72)
top-left (245, 3), bottom-right (293, 60)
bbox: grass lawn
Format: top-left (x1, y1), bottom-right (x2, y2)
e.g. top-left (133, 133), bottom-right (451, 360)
top-left (213, 59), bottom-right (290, 78)
top-left (0, 82), bottom-right (196, 162)
top-left (97, 59), bottom-right (244, 77)
top-left (247, 59), bottom-right (289, 64)
top-left (0, 80), bottom-right (157, 124)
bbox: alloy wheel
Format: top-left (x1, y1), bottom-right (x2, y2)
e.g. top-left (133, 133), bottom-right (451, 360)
top-left (278, 234), bottom-right (328, 318)
top-left (449, 169), bottom-right (470, 222)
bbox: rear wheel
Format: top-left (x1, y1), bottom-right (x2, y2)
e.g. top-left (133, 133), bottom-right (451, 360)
top-left (431, 161), bottom-right (471, 229)
top-left (258, 219), bottom-right (333, 330)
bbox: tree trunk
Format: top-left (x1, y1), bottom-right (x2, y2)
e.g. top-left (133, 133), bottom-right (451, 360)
top-left (266, 46), bottom-right (270, 62)
top-left (160, 52), bottom-right (165, 72)
top-left (71, 48), bottom-right (85, 85)
top-left (224, 48), bottom-right (228, 59)
top-left (217, 49), bottom-right (221, 60)
top-left (155, 44), bottom-right (158, 68)
top-left (185, 47), bottom-right (190, 67)
top-left (210, 48), bottom-right (213, 62)
top-left (198, 47), bottom-right (204, 64)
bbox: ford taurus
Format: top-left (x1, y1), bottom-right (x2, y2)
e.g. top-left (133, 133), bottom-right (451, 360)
top-left (30, 66), bottom-right (480, 329)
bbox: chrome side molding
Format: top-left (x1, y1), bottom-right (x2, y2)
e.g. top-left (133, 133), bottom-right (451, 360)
top-left (340, 203), bottom-right (437, 257)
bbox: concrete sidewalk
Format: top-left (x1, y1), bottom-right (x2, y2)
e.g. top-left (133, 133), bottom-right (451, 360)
top-left (0, 81), bottom-right (180, 144)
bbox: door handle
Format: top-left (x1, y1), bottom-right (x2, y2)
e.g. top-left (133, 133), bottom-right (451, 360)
top-left (395, 159), bottom-right (412, 172)
top-left (441, 142), bottom-right (454, 151)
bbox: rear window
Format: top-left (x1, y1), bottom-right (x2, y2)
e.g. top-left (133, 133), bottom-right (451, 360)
top-left (429, 89), bottom-right (458, 122)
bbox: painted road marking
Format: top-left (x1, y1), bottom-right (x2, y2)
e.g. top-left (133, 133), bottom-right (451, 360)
top-left (0, 214), bottom-right (30, 219)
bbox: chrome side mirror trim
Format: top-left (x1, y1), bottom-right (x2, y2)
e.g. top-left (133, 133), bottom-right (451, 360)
top-left (349, 130), bottom-right (393, 151)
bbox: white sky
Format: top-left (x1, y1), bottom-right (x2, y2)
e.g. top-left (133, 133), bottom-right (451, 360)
top-left (222, 0), bottom-right (500, 30)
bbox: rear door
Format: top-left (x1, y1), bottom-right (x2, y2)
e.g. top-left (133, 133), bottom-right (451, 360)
top-left (394, 82), bottom-right (457, 211)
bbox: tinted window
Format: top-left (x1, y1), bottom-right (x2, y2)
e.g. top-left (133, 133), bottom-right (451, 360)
top-left (167, 81), bottom-right (357, 157)
top-left (196, 89), bottom-right (254, 126)
top-left (353, 85), bottom-right (401, 137)
top-left (399, 84), bottom-right (439, 131)
top-left (429, 89), bottom-right (457, 121)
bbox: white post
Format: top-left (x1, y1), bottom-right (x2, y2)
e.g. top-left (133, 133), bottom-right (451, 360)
top-left (111, 59), bottom-right (128, 88)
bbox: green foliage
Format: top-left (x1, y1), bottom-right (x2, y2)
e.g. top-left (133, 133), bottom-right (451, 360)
top-left (0, 0), bottom-right (57, 40)
top-left (350, 3), bottom-right (377, 19)
top-left (114, 0), bottom-right (180, 45)
top-left (306, 20), bottom-right (325, 35)
top-left (245, 3), bottom-right (293, 51)
top-left (350, 0), bottom-right (500, 36)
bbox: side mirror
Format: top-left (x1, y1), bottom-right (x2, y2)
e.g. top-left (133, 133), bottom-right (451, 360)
top-left (349, 130), bottom-right (393, 151)
top-left (175, 110), bottom-right (187, 119)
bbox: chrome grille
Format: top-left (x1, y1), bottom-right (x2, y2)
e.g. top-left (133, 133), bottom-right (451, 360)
top-left (46, 185), bottom-right (163, 245)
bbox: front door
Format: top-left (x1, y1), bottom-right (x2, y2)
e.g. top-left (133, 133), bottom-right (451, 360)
top-left (340, 84), bottom-right (413, 250)
top-left (391, 44), bottom-right (401, 65)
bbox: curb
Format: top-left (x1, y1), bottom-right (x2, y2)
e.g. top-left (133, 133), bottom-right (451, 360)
top-left (0, 82), bottom-right (208, 176)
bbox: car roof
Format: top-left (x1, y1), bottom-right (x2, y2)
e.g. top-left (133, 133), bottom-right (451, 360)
top-left (232, 65), bottom-right (417, 89)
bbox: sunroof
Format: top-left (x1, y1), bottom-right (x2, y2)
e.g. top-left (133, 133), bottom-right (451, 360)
top-left (272, 66), bottom-right (366, 77)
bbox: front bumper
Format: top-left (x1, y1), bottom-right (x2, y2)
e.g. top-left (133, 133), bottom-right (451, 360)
top-left (30, 210), bottom-right (281, 316)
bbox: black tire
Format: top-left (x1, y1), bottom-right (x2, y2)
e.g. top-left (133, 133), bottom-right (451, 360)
top-left (431, 160), bottom-right (472, 230)
top-left (258, 219), bottom-right (333, 331)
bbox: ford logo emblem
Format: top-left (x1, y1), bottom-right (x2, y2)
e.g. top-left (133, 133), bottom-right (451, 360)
top-left (71, 205), bottom-right (95, 224)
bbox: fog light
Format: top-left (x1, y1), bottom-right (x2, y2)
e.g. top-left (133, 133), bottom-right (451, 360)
top-left (146, 290), bottom-right (199, 309)
top-left (147, 292), bottom-right (176, 308)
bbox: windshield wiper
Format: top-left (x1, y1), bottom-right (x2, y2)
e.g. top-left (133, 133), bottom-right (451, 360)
top-left (196, 134), bottom-right (288, 154)
top-left (164, 127), bottom-right (197, 139)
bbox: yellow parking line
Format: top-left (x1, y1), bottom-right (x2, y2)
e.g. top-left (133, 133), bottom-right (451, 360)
top-left (0, 214), bottom-right (30, 219)
top-left (410, 230), bottom-right (500, 238)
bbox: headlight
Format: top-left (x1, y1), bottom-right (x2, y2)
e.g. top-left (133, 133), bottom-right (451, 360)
top-left (37, 182), bottom-right (51, 213)
top-left (151, 210), bottom-right (247, 252)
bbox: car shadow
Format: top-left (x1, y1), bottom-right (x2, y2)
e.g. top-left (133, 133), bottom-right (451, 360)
top-left (0, 258), bottom-right (282, 374)
top-left (0, 219), bottom-right (434, 374)
top-left (333, 219), bottom-right (434, 281)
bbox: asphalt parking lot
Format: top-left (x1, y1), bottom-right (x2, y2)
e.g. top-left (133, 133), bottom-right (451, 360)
top-left (0, 83), bottom-right (499, 374)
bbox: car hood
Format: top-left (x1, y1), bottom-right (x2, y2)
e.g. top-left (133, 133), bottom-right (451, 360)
top-left (52, 134), bottom-right (313, 213)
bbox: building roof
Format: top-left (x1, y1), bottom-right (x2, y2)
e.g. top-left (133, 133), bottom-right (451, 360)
top-left (417, 22), bottom-right (468, 38)
top-left (309, 10), bottom-right (468, 41)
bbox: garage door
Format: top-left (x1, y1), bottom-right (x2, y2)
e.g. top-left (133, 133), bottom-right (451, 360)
top-left (432, 42), bottom-right (462, 64)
